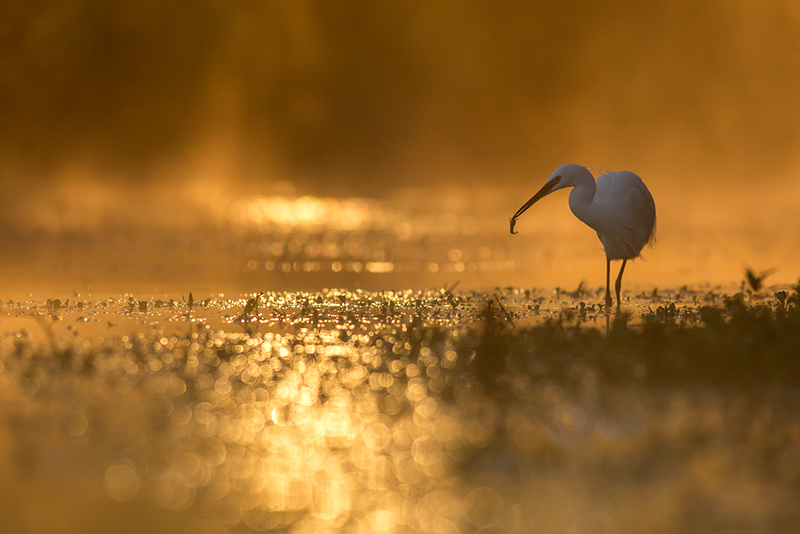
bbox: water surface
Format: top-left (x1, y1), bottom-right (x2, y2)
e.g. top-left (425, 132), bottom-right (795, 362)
top-left (2, 288), bottom-right (799, 533)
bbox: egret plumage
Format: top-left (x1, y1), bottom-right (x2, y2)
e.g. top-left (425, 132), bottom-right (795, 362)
top-left (510, 163), bottom-right (656, 311)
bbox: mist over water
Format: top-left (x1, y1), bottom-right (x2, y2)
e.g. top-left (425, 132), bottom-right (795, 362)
top-left (3, 1), bottom-right (800, 295)
top-left (4, 6), bottom-right (800, 533)
top-left (5, 1), bottom-right (800, 184)
top-left (0, 178), bottom-right (797, 301)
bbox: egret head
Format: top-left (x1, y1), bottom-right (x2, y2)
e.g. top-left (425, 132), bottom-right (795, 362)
top-left (509, 164), bottom-right (588, 234)
top-left (547, 164), bottom-right (589, 191)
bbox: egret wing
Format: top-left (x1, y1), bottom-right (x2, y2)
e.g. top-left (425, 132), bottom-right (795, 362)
top-left (594, 171), bottom-right (657, 258)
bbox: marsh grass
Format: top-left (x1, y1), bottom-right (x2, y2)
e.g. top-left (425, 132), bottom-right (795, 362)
top-left (1, 282), bottom-right (800, 533)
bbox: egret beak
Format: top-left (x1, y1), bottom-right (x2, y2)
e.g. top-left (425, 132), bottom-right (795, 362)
top-left (509, 178), bottom-right (560, 234)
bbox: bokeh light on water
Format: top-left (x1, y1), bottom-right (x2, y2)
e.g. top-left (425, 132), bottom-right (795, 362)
top-left (5, 182), bottom-right (797, 301)
top-left (2, 288), bottom-right (800, 533)
top-left (5, 2), bottom-right (800, 532)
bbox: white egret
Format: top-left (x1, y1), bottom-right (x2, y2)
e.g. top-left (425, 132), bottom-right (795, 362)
top-left (510, 164), bottom-right (656, 311)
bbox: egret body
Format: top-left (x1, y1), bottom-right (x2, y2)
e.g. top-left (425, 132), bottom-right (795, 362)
top-left (510, 164), bottom-right (656, 310)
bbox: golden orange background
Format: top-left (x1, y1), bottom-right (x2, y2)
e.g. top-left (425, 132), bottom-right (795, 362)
top-left (2, 1), bottom-right (799, 294)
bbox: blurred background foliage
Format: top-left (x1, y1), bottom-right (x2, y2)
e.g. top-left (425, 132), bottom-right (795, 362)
top-left (3, 0), bottom-right (800, 191)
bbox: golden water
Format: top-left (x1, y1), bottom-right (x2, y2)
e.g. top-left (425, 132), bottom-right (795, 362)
top-left (6, 3), bottom-right (800, 530)
top-left (2, 183), bottom-right (798, 298)
top-left (1, 289), bottom-right (799, 533)
top-left (0, 186), bottom-right (798, 533)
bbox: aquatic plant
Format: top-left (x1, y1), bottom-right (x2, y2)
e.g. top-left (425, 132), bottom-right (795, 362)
top-left (2, 285), bottom-right (800, 533)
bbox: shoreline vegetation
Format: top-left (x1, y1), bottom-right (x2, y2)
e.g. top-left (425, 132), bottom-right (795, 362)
top-left (1, 279), bottom-right (799, 533)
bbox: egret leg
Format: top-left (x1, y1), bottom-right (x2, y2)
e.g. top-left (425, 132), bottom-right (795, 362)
top-left (605, 258), bottom-right (612, 310)
top-left (615, 260), bottom-right (628, 311)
